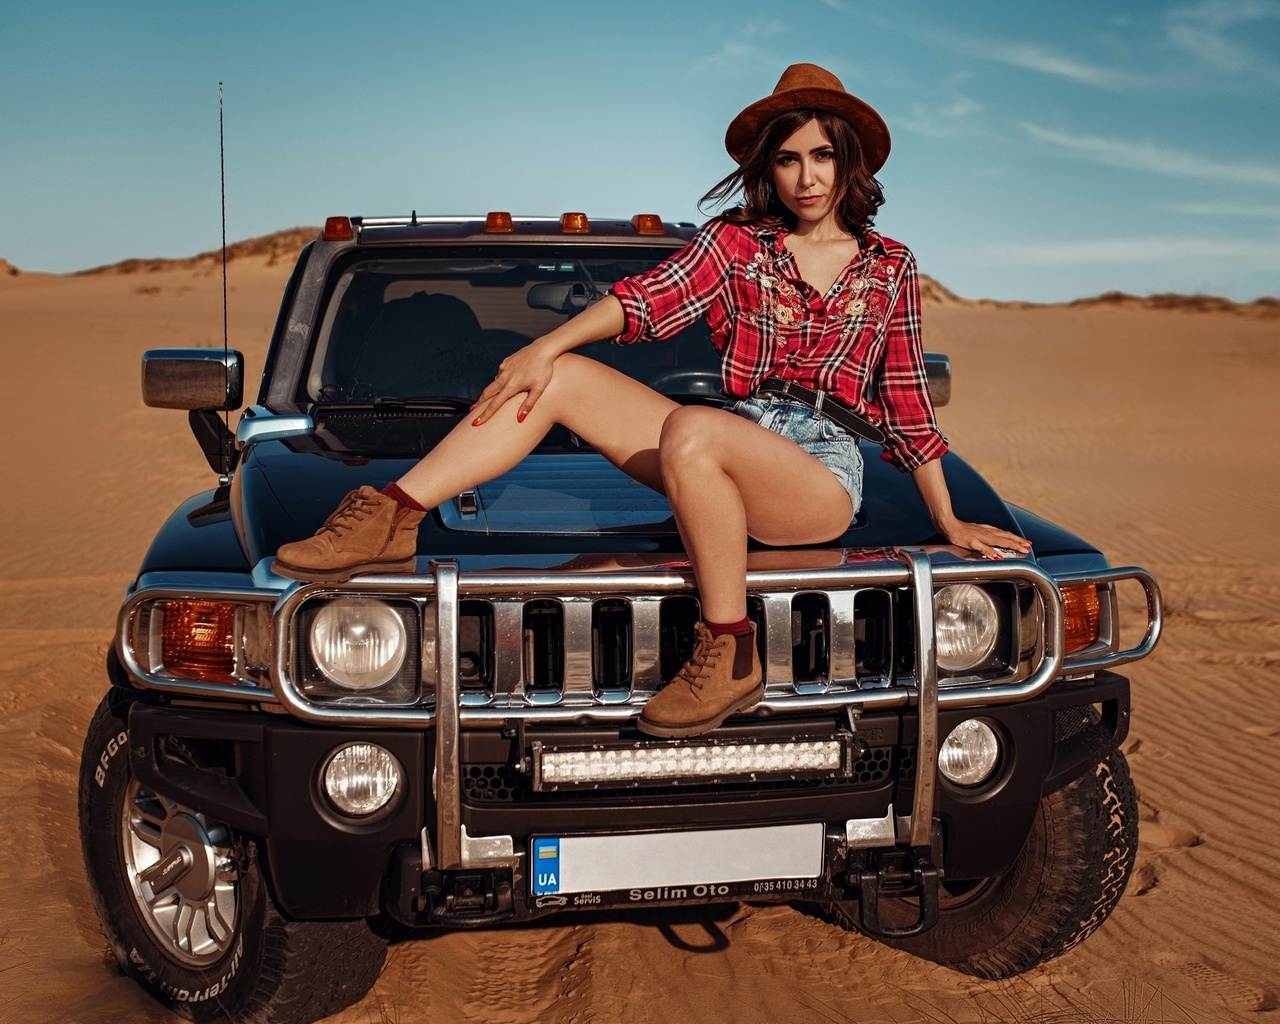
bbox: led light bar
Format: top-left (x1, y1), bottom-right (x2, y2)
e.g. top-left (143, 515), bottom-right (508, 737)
top-left (533, 737), bottom-right (850, 791)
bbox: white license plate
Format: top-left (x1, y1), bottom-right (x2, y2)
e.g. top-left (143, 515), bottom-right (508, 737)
top-left (530, 822), bottom-right (823, 896)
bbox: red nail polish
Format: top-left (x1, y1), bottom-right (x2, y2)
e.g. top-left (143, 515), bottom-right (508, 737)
top-left (471, 417), bottom-right (481, 426)
top-left (517, 410), bottom-right (527, 423)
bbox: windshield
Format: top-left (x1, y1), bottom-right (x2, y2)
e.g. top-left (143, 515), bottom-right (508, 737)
top-left (301, 249), bottom-right (722, 405)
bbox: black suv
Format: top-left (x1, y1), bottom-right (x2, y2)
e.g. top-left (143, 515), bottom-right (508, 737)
top-left (79, 213), bottom-right (1162, 1023)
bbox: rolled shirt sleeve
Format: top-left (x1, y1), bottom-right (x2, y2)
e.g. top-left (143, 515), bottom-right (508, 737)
top-left (610, 221), bottom-right (734, 344)
top-left (873, 254), bottom-right (949, 472)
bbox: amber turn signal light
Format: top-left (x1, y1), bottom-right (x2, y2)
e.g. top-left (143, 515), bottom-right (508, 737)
top-left (560, 212), bottom-right (590, 234)
top-left (631, 214), bottom-right (665, 235)
top-left (161, 600), bottom-right (237, 682)
top-left (484, 211), bottom-right (514, 233)
top-left (323, 216), bottom-right (355, 242)
top-left (1061, 584), bottom-right (1101, 654)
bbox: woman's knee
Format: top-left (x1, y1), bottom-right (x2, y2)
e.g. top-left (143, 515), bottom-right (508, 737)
top-left (659, 407), bottom-right (725, 478)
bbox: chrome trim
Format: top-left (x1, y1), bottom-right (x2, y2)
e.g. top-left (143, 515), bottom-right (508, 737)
top-left (902, 551), bottom-right (939, 849)
top-left (419, 826), bottom-right (436, 872)
top-left (846, 804), bottom-right (897, 848)
top-left (932, 559), bottom-right (1065, 709)
top-left (117, 586), bottom-right (277, 701)
top-left (235, 405), bottom-right (315, 445)
top-left (459, 826), bottom-right (516, 870)
top-left (142, 348), bottom-right (243, 411)
top-left (1058, 567), bottom-right (1162, 672)
top-left (433, 564), bottom-right (463, 871)
top-left (130, 556), bottom-right (1140, 731)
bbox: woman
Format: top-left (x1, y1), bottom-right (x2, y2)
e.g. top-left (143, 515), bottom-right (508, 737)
top-left (274, 63), bottom-right (1031, 738)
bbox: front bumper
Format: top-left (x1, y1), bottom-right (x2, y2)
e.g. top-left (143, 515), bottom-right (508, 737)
top-left (126, 670), bottom-right (1129, 923)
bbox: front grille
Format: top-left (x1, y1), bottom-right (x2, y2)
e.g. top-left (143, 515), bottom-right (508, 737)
top-left (461, 743), bottom-right (913, 804)
top-left (444, 587), bottom-right (900, 708)
top-left (283, 560), bottom-right (1044, 720)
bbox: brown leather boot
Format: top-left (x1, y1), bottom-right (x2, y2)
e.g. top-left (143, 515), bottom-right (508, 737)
top-left (637, 623), bottom-right (764, 738)
top-left (273, 486), bottom-right (425, 582)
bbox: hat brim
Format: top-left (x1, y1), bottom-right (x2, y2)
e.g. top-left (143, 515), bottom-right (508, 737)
top-left (725, 87), bottom-right (891, 172)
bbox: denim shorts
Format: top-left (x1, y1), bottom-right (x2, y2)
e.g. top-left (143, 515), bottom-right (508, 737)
top-left (725, 396), bottom-right (865, 515)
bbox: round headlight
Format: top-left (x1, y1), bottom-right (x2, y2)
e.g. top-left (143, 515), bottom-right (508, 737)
top-left (322, 743), bottom-right (402, 817)
top-left (938, 719), bottom-right (1001, 787)
top-left (309, 599), bottom-right (407, 690)
top-left (934, 584), bottom-right (999, 672)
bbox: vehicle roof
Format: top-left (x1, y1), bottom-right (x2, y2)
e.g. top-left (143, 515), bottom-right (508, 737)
top-left (340, 214), bottom-right (701, 247)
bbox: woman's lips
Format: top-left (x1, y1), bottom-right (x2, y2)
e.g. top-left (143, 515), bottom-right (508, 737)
top-left (797, 195), bottom-right (823, 206)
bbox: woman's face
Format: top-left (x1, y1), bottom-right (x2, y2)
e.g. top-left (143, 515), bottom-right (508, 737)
top-left (771, 118), bottom-right (840, 228)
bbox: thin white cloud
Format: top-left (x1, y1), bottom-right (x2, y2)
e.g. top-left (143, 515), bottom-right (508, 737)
top-left (692, 40), bottom-right (783, 76)
top-left (899, 79), bottom-right (982, 138)
top-left (1165, 0), bottom-right (1280, 80)
top-left (742, 16), bottom-right (790, 37)
top-left (691, 16), bottom-right (790, 76)
top-left (1020, 123), bottom-right (1280, 187)
top-left (971, 42), bottom-right (1145, 90)
top-left (1178, 202), bottom-right (1280, 217)
top-left (989, 236), bottom-right (1280, 265)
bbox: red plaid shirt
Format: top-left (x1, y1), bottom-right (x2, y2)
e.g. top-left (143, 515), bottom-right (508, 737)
top-left (611, 217), bottom-right (948, 472)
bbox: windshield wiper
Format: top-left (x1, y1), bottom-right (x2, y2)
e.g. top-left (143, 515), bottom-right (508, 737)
top-left (311, 396), bottom-right (474, 414)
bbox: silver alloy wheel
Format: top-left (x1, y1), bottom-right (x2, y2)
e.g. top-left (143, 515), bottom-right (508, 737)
top-left (121, 777), bottom-right (240, 967)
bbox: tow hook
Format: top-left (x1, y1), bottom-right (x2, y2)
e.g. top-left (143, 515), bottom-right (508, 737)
top-left (854, 846), bottom-right (941, 938)
top-left (421, 869), bottom-right (515, 927)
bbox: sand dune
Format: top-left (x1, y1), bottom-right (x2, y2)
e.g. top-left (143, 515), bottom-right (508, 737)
top-left (1, 236), bottom-right (1277, 1023)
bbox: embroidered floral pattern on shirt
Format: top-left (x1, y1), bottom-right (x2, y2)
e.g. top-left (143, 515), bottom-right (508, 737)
top-left (609, 218), bottom-right (949, 472)
top-left (840, 260), bottom-right (889, 336)
top-left (744, 247), bottom-right (808, 328)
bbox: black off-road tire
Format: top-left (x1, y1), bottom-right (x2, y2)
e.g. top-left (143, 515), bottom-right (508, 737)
top-left (819, 749), bottom-right (1138, 979)
top-left (78, 687), bottom-right (388, 1023)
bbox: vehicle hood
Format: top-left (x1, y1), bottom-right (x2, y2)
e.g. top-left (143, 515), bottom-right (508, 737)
top-left (227, 438), bottom-right (1023, 570)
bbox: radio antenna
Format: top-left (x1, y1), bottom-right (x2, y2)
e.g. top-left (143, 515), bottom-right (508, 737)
top-left (218, 81), bottom-right (231, 482)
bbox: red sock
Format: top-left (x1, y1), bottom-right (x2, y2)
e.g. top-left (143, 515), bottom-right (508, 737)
top-left (381, 482), bottom-right (428, 512)
top-left (705, 616), bottom-right (752, 638)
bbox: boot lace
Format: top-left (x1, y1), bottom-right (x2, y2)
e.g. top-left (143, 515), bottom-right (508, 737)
top-left (319, 490), bottom-right (379, 536)
top-left (672, 627), bottom-right (724, 693)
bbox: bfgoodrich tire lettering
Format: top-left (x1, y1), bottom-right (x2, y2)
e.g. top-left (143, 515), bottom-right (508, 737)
top-left (820, 749), bottom-right (1138, 979)
top-left (78, 687), bottom-right (387, 1022)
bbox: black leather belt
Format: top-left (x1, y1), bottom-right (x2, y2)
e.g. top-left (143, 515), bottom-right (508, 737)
top-left (754, 376), bottom-right (886, 444)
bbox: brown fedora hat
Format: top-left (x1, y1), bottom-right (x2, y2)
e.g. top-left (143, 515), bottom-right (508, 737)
top-left (724, 63), bottom-right (891, 172)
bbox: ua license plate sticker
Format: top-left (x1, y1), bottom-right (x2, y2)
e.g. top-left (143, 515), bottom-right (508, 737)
top-left (529, 822), bottom-right (822, 898)
top-left (531, 838), bottom-right (562, 895)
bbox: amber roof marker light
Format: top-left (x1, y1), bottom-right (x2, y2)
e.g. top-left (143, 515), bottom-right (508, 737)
top-left (631, 214), bottom-right (666, 235)
top-left (323, 216), bottom-right (355, 242)
top-left (484, 211), bottom-right (514, 233)
top-left (560, 212), bottom-right (590, 234)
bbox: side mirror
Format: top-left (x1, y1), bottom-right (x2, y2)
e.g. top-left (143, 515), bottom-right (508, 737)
top-left (142, 349), bottom-right (244, 410)
top-left (924, 352), bottom-right (951, 408)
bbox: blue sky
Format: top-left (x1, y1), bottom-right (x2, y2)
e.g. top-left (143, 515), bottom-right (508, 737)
top-left (2, 0), bottom-right (1278, 302)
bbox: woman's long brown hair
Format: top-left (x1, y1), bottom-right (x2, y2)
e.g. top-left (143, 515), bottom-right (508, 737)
top-left (701, 108), bottom-right (884, 235)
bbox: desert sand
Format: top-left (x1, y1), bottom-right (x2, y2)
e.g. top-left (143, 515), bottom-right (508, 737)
top-left (1, 237), bottom-right (1278, 1023)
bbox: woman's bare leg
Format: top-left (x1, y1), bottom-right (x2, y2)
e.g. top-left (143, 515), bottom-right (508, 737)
top-left (395, 354), bottom-right (677, 505)
top-left (399, 363), bottom-right (852, 624)
top-left (658, 405), bottom-right (854, 623)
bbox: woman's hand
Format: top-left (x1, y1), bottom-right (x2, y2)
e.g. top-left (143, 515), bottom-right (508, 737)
top-left (910, 459), bottom-right (1032, 559)
top-left (471, 339), bottom-right (559, 426)
top-left (470, 294), bottom-right (628, 426)
top-left (941, 519), bottom-right (1032, 560)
